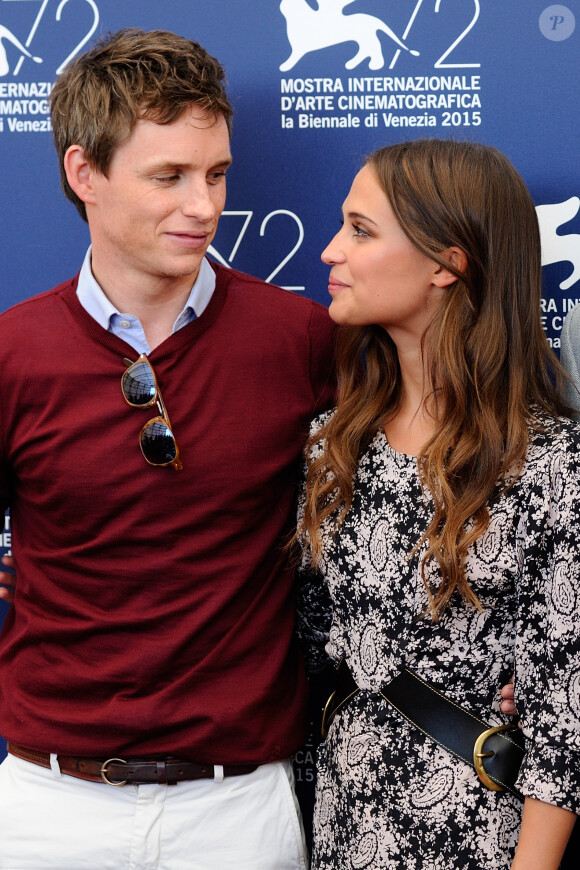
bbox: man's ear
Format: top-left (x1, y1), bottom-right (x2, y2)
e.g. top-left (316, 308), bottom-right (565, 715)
top-left (63, 145), bottom-right (98, 207)
top-left (433, 247), bottom-right (468, 288)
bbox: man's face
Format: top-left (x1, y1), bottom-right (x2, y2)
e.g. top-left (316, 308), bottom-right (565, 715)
top-left (85, 105), bottom-right (232, 292)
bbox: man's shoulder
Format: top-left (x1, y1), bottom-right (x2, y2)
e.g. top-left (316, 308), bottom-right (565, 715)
top-left (211, 261), bottom-right (330, 318)
top-left (562, 304), bottom-right (580, 350)
top-left (0, 276), bottom-right (78, 325)
top-left (563, 302), bottom-right (580, 331)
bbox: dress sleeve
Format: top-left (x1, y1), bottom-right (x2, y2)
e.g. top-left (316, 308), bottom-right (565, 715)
top-left (514, 432), bottom-right (580, 813)
top-left (295, 560), bottom-right (333, 676)
top-left (294, 422), bottom-right (334, 675)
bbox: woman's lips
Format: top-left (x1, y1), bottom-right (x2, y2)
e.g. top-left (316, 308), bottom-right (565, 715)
top-left (328, 275), bottom-right (349, 295)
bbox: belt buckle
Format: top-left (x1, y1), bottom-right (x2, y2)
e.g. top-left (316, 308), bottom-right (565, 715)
top-left (321, 690), bottom-right (336, 739)
top-left (100, 757), bottom-right (128, 786)
top-left (473, 723), bottom-right (513, 791)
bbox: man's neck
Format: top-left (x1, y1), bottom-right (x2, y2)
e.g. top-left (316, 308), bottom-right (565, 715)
top-left (90, 254), bottom-right (198, 350)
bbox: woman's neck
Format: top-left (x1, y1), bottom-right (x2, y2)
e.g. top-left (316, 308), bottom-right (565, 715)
top-left (384, 337), bottom-right (437, 456)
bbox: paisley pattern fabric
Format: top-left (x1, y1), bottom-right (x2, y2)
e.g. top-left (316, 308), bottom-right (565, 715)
top-left (297, 413), bottom-right (580, 869)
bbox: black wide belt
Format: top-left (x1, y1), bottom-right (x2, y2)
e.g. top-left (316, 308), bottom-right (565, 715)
top-left (321, 659), bottom-right (525, 798)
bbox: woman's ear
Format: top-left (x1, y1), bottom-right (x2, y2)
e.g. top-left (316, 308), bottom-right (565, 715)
top-left (433, 247), bottom-right (468, 288)
top-left (63, 145), bottom-right (97, 207)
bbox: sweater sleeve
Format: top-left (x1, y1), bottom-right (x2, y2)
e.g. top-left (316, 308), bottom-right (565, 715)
top-left (306, 302), bottom-right (337, 415)
top-left (514, 434), bottom-right (580, 813)
top-left (0, 353), bottom-right (11, 516)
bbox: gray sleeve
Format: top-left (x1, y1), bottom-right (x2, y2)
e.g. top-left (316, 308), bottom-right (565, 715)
top-left (560, 306), bottom-right (580, 419)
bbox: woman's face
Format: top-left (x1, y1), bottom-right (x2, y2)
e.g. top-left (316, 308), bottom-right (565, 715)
top-left (321, 165), bottom-right (446, 343)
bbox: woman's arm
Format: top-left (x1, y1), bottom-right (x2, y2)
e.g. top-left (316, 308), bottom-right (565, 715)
top-left (511, 797), bottom-right (577, 870)
top-left (512, 430), bottom-right (580, 866)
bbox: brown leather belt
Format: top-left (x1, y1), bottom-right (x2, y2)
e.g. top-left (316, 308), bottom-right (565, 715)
top-left (8, 742), bottom-right (258, 786)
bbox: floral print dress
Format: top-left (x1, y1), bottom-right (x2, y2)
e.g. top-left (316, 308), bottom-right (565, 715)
top-left (297, 413), bottom-right (580, 870)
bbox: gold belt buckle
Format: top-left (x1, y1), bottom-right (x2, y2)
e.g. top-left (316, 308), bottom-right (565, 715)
top-left (100, 757), bottom-right (128, 786)
top-left (321, 690), bottom-right (336, 739)
top-left (473, 723), bottom-right (513, 791)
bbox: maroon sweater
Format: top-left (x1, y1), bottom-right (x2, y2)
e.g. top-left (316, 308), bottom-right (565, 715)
top-left (0, 263), bottom-right (335, 763)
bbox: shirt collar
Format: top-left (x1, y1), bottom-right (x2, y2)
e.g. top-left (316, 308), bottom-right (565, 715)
top-left (76, 247), bottom-right (216, 332)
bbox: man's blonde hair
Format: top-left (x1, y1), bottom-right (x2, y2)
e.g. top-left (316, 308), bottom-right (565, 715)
top-left (50, 28), bottom-right (233, 220)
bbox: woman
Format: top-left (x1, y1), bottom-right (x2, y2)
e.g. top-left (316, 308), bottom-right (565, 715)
top-left (296, 139), bottom-right (579, 869)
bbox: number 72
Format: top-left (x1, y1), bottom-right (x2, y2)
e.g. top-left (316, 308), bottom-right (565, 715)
top-left (8, 0), bottom-right (99, 76)
top-left (209, 209), bottom-right (306, 292)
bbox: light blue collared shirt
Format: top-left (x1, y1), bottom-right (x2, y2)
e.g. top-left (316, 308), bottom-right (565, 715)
top-left (76, 247), bottom-right (216, 354)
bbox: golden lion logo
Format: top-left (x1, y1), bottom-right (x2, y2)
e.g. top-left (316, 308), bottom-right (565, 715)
top-left (280, 0), bottom-right (419, 72)
top-left (537, 198), bottom-right (580, 290)
top-left (0, 24), bottom-right (42, 77)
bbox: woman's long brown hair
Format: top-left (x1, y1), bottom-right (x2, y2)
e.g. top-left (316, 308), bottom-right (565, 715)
top-left (299, 139), bottom-right (573, 619)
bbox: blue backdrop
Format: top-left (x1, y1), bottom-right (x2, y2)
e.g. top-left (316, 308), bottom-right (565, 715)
top-left (0, 0), bottom-right (579, 784)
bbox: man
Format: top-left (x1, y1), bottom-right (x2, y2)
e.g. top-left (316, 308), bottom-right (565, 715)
top-left (561, 303), bottom-right (580, 416)
top-left (0, 28), bottom-right (335, 869)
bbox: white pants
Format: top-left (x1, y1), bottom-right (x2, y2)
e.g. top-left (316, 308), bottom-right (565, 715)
top-left (0, 753), bottom-right (308, 870)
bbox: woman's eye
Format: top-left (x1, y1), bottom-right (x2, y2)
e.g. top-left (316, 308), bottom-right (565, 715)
top-left (352, 224), bottom-right (370, 238)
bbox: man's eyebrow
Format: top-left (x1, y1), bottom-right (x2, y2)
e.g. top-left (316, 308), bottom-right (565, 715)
top-left (211, 156), bottom-right (233, 168)
top-left (146, 157), bottom-right (233, 171)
